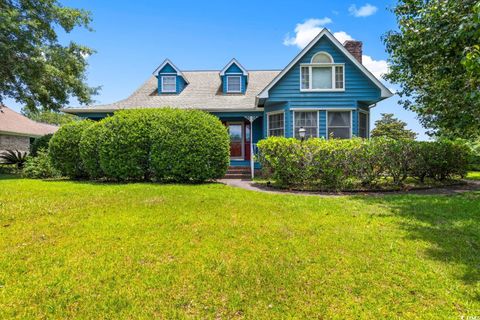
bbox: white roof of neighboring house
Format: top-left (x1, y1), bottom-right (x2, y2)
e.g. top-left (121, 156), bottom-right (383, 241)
top-left (0, 105), bottom-right (58, 137)
top-left (63, 70), bottom-right (280, 113)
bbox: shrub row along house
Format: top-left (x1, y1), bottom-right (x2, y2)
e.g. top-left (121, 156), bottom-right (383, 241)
top-left (64, 29), bottom-right (392, 172)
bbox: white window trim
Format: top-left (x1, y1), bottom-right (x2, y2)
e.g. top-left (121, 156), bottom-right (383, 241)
top-left (299, 63), bottom-right (345, 92)
top-left (311, 51), bottom-right (334, 63)
top-left (161, 76), bottom-right (176, 93)
top-left (293, 110), bottom-right (319, 139)
top-left (358, 110), bottom-right (369, 138)
top-left (226, 75), bottom-right (242, 93)
top-left (266, 111), bottom-right (285, 137)
top-left (326, 110), bottom-right (352, 139)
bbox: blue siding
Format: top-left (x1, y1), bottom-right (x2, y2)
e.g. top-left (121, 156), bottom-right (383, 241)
top-left (263, 102), bottom-right (288, 138)
top-left (158, 64), bottom-right (177, 74)
top-left (268, 37), bottom-right (381, 105)
top-left (265, 35), bottom-right (381, 138)
top-left (352, 110), bottom-right (358, 137)
top-left (156, 63), bottom-right (187, 95)
top-left (319, 110), bottom-right (327, 137)
top-left (222, 62), bottom-right (247, 94)
top-left (225, 64), bottom-right (243, 74)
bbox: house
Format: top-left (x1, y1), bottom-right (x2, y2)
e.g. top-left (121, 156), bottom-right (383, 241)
top-left (64, 29), bottom-right (392, 170)
top-left (0, 105), bottom-right (58, 153)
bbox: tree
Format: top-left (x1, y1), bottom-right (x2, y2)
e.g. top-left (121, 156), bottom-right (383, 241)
top-left (383, 0), bottom-right (480, 139)
top-left (371, 113), bottom-right (417, 140)
top-left (22, 108), bottom-right (79, 126)
top-left (0, 0), bottom-right (98, 112)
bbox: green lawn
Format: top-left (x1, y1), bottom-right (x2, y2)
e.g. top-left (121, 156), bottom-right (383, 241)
top-left (0, 177), bottom-right (479, 319)
top-left (467, 171), bottom-right (480, 181)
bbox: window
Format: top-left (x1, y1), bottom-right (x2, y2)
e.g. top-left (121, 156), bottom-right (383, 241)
top-left (227, 76), bottom-right (241, 93)
top-left (294, 111), bottom-right (318, 139)
top-left (161, 76), bottom-right (176, 93)
top-left (335, 66), bottom-right (344, 89)
top-left (311, 52), bottom-right (333, 63)
top-left (268, 112), bottom-right (284, 137)
top-left (359, 112), bottom-right (368, 138)
top-left (312, 67), bottom-right (333, 89)
top-left (328, 111), bottom-right (351, 139)
top-left (300, 51), bottom-right (344, 91)
top-left (301, 66), bottom-right (309, 90)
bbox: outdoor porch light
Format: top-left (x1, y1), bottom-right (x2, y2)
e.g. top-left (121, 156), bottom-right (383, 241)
top-left (299, 127), bottom-right (306, 141)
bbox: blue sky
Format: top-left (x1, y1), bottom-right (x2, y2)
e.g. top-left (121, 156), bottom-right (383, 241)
top-left (7, 0), bottom-right (429, 140)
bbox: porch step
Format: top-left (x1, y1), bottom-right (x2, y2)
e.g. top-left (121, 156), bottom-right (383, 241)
top-left (227, 167), bottom-right (250, 173)
top-left (224, 166), bottom-right (251, 179)
top-left (224, 173), bottom-right (252, 179)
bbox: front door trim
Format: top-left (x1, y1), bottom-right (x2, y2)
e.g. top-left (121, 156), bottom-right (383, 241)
top-left (227, 121), bottom-right (245, 160)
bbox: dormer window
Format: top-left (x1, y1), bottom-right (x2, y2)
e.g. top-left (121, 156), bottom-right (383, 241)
top-left (226, 76), bottom-right (241, 93)
top-left (300, 52), bottom-right (344, 91)
top-left (161, 76), bottom-right (176, 93)
top-left (153, 59), bottom-right (188, 95)
top-left (220, 59), bottom-right (248, 94)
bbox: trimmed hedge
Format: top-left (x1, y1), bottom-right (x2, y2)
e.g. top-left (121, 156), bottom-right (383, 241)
top-left (150, 109), bottom-right (229, 182)
top-left (48, 108), bottom-right (230, 182)
top-left (49, 120), bottom-right (92, 178)
top-left (30, 134), bottom-right (53, 157)
top-left (98, 109), bottom-right (169, 180)
top-left (79, 122), bottom-right (106, 179)
top-left (257, 137), bottom-right (470, 190)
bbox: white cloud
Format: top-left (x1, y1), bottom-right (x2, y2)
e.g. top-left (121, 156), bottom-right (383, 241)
top-left (348, 4), bottom-right (378, 17)
top-left (283, 18), bottom-right (332, 48)
top-left (362, 55), bottom-right (389, 79)
top-left (332, 31), bottom-right (354, 44)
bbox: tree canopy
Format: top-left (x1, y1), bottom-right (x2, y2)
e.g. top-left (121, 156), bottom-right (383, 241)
top-left (371, 113), bottom-right (417, 140)
top-left (0, 0), bottom-right (98, 112)
top-left (22, 108), bottom-right (79, 125)
top-left (383, 0), bottom-right (480, 139)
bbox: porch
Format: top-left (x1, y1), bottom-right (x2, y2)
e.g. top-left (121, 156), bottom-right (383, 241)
top-left (211, 112), bottom-right (263, 166)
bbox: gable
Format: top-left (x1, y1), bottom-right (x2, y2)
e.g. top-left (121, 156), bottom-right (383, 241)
top-left (224, 63), bottom-right (244, 74)
top-left (158, 63), bottom-right (177, 74)
top-left (258, 29), bottom-right (392, 100)
top-left (267, 36), bottom-right (381, 102)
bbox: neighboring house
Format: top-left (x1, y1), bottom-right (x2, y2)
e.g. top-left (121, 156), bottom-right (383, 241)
top-left (64, 29), bottom-right (392, 168)
top-left (0, 105), bottom-right (58, 153)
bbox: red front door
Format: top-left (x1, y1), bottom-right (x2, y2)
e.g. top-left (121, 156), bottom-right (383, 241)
top-left (227, 123), bottom-right (244, 159)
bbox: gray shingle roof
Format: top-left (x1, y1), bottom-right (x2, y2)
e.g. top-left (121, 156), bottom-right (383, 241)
top-left (65, 70), bottom-right (280, 113)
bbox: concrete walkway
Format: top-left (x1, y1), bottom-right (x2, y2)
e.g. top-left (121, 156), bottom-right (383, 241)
top-left (217, 178), bottom-right (480, 197)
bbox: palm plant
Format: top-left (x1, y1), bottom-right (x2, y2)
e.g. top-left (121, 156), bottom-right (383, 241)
top-left (0, 150), bottom-right (28, 169)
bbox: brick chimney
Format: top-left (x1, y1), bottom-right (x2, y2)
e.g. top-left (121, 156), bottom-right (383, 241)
top-left (343, 40), bottom-right (363, 64)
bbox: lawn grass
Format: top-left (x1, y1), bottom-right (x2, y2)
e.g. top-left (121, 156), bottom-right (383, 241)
top-left (467, 171), bottom-right (480, 181)
top-left (0, 177), bottom-right (479, 319)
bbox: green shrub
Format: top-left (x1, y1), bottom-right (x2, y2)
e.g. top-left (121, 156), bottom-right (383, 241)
top-left (466, 139), bottom-right (480, 171)
top-left (23, 150), bottom-right (60, 179)
top-left (150, 109), bottom-right (229, 182)
top-left (0, 150), bottom-right (28, 169)
top-left (30, 134), bottom-right (53, 156)
top-left (79, 122), bottom-right (106, 179)
top-left (350, 138), bottom-right (385, 186)
top-left (257, 137), bottom-right (314, 187)
top-left (49, 120), bottom-right (92, 178)
top-left (257, 137), bottom-right (470, 190)
top-left (98, 109), bottom-right (166, 181)
top-left (379, 138), bottom-right (415, 185)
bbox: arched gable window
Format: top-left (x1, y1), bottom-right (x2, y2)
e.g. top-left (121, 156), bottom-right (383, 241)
top-left (301, 51), bottom-right (344, 91)
top-left (311, 52), bottom-right (333, 64)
